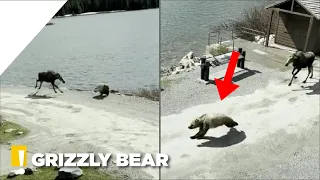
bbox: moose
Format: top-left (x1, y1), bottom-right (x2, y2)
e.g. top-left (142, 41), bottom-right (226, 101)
top-left (35, 70), bottom-right (65, 93)
top-left (285, 51), bottom-right (315, 86)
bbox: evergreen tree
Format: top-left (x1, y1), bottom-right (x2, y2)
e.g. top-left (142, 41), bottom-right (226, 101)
top-left (55, 0), bottom-right (159, 17)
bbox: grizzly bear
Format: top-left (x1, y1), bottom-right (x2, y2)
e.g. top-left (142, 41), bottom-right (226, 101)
top-left (94, 83), bottom-right (110, 96)
top-left (188, 113), bottom-right (238, 139)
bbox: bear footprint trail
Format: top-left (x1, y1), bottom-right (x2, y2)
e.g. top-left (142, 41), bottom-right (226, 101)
top-left (188, 113), bottom-right (239, 139)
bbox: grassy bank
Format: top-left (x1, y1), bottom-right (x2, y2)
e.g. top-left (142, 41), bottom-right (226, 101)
top-left (0, 167), bottom-right (117, 180)
top-left (0, 120), bottom-right (29, 144)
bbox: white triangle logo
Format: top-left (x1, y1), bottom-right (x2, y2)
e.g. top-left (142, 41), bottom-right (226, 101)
top-left (0, 1), bottom-right (67, 75)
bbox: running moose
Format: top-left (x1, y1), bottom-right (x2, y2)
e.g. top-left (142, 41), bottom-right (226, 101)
top-left (35, 70), bottom-right (65, 93)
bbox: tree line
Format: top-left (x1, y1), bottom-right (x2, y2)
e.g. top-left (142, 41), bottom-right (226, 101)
top-left (55, 0), bottom-right (159, 16)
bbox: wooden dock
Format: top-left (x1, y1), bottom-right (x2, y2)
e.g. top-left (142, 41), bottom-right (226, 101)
top-left (210, 67), bottom-right (249, 82)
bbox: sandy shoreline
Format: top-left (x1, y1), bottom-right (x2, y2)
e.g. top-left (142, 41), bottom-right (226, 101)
top-left (0, 86), bottom-right (159, 179)
top-left (161, 61), bottom-right (320, 179)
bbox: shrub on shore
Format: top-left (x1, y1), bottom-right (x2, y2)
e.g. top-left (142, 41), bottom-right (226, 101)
top-left (209, 44), bottom-right (230, 56)
top-left (215, 2), bottom-right (279, 41)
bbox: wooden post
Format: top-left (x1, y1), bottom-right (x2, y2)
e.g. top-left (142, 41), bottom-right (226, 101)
top-left (275, 9), bottom-right (280, 42)
top-left (241, 51), bottom-right (246, 69)
top-left (204, 61), bottom-right (210, 81)
top-left (290, 0), bottom-right (294, 11)
top-left (200, 57), bottom-right (206, 80)
top-left (232, 30), bottom-right (234, 50)
top-left (237, 48), bottom-right (242, 67)
top-left (304, 16), bottom-right (314, 52)
top-left (265, 9), bottom-right (274, 47)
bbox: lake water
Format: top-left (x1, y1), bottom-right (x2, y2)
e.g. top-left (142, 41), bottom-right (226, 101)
top-left (1, 9), bottom-right (159, 92)
top-left (160, 0), bottom-right (273, 67)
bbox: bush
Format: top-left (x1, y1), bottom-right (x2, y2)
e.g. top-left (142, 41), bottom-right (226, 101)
top-left (209, 44), bottom-right (230, 56)
top-left (218, 2), bottom-right (279, 41)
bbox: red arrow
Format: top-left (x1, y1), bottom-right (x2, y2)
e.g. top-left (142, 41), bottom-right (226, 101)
top-left (214, 51), bottom-right (240, 100)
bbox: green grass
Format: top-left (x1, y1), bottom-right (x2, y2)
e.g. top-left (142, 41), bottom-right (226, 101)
top-left (0, 121), bottom-right (118, 179)
top-left (209, 44), bottom-right (230, 57)
top-left (161, 77), bottom-right (185, 89)
top-left (0, 167), bottom-right (117, 180)
top-left (161, 79), bottom-right (173, 88)
top-left (0, 120), bottom-right (30, 144)
top-left (161, 78), bottom-right (176, 88)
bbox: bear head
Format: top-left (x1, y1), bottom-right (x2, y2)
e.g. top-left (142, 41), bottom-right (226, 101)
top-left (188, 118), bottom-right (201, 129)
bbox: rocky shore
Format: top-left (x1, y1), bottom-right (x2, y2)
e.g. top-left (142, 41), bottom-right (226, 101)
top-left (160, 43), bottom-right (234, 77)
top-left (161, 34), bottom-right (278, 78)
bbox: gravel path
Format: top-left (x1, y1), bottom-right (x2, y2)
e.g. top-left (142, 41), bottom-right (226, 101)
top-left (161, 61), bottom-right (288, 116)
top-left (161, 61), bottom-right (320, 179)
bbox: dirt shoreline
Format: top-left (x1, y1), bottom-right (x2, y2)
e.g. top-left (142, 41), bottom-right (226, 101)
top-left (0, 86), bottom-right (159, 179)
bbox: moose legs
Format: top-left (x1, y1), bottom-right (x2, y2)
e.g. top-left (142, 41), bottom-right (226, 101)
top-left (289, 65), bottom-right (314, 86)
top-left (292, 68), bottom-right (298, 79)
top-left (33, 81), bottom-right (43, 94)
top-left (51, 82), bottom-right (63, 93)
top-left (303, 65), bottom-right (313, 83)
top-left (35, 79), bottom-right (39, 88)
top-left (289, 68), bottom-right (300, 86)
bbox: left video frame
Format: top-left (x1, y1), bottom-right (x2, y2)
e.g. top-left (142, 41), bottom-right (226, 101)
top-left (0, 0), bottom-right (160, 179)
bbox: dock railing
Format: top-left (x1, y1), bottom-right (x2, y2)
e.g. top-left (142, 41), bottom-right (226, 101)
top-left (207, 29), bottom-right (235, 51)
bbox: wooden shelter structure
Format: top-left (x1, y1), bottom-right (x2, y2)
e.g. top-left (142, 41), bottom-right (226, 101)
top-left (265, 0), bottom-right (320, 53)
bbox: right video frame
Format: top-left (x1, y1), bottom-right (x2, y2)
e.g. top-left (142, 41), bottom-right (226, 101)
top-left (160, 0), bottom-right (320, 179)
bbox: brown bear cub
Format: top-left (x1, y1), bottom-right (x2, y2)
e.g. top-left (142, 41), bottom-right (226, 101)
top-left (188, 113), bottom-right (238, 139)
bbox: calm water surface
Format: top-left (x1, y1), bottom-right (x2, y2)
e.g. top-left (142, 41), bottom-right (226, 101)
top-left (1, 9), bottom-right (159, 92)
top-left (160, 0), bottom-right (273, 67)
